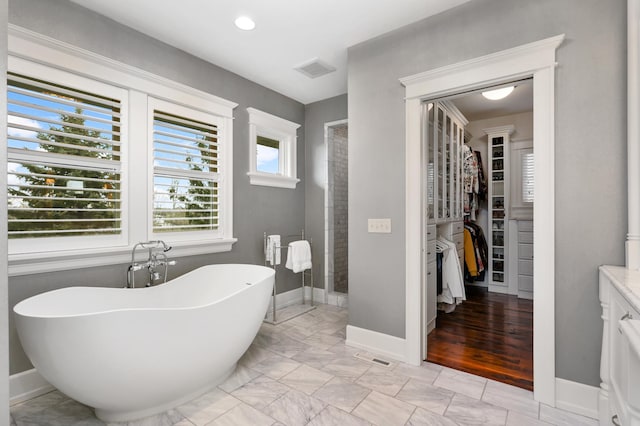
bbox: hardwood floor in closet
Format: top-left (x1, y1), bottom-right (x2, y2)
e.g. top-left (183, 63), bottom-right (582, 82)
top-left (426, 285), bottom-right (534, 390)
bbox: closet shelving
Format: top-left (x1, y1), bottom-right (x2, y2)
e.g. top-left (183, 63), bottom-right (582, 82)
top-left (425, 100), bottom-right (467, 224)
top-left (422, 100), bottom-right (468, 340)
top-left (485, 125), bottom-right (515, 292)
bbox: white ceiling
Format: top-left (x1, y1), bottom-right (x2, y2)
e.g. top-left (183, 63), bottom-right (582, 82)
top-left (69, 0), bottom-right (472, 104)
top-left (452, 81), bottom-right (533, 122)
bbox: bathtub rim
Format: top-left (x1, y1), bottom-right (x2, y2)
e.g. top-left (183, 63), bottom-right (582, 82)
top-left (13, 263), bottom-right (275, 319)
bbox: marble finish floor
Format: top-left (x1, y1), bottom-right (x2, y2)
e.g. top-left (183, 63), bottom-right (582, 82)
top-left (11, 304), bottom-right (598, 426)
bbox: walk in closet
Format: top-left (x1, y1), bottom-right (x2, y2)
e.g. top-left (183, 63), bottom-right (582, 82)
top-left (423, 81), bottom-right (535, 390)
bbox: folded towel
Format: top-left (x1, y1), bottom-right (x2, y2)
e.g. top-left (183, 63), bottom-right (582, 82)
top-left (265, 235), bottom-right (281, 265)
top-left (285, 240), bottom-right (312, 273)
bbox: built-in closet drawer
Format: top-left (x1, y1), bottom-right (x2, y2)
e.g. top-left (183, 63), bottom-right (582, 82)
top-left (518, 243), bottom-right (533, 260)
top-left (426, 224), bottom-right (437, 241)
top-left (452, 221), bottom-right (464, 234)
top-left (426, 240), bottom-right (437, 264)
top-left (518, 230), bottom-right (533, 244)
top-left (518, 259), bottom-right (533, 276)
top-left (457, 248), bottom-right (464, 270)
top-left (519, 221), bottom-right (533, 232)
top-left (518, 275), bottom-right (533, 292)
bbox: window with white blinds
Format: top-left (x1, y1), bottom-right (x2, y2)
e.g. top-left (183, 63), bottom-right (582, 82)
top-left (522, 151), bottom-right (534, 203)
top-left (151, 101), bottom-right (221, 235)
top-left (7, 72), bottom-right (123, 239)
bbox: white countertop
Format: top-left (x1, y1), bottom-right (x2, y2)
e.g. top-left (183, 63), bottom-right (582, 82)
top-left (600, 264), bottom-right (640, 311)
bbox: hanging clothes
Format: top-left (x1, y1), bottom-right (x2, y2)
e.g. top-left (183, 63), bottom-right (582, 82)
top-left (463, 222), bottom-right (488, 283)
top-left (475, 150), bottom-right (487, 204)
top-left (436, 237), bottom-right (466, 311)
top-left (462, 144), bottom-right (479, 221)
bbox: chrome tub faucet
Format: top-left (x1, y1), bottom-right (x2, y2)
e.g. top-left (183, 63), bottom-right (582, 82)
top-left (127, 240), bottom-right (176, 288)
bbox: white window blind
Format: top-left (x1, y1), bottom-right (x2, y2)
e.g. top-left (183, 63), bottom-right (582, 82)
top-left (522, 151), bottom-right (534, 203)
top-left (152, 108), bottom-right (220, 234)
top-left (7, 72), bottom-right (122, 239)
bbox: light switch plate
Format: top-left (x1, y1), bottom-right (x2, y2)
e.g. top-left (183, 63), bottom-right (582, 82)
top-left (368, 218), bottom-right (391, 233)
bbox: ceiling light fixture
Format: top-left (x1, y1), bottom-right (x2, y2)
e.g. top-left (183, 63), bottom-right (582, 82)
top-left (482, 86), bottom-right (515, 101)
top-left (234, 16), bottom-right (255, 31)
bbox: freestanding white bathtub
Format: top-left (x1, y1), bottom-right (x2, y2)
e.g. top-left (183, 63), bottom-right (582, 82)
top-left (14, 263), bottom-right (274, 422)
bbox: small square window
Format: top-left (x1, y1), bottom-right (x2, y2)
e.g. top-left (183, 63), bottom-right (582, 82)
top-left (247, 107), bottom-right (300, 189)
top-left (256, 136), bottom-right (280, 174)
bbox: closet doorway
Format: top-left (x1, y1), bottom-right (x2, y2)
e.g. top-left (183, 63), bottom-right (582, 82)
top-left (324, 120), bottom-right (348, 306)
top-left (423, 80), bottom-right (535, 390)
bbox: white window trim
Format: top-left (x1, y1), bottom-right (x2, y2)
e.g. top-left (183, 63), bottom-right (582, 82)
top-left (7, 25), bottom-right (238, 276)
top-left (247, 107), bottom-right (300, 189)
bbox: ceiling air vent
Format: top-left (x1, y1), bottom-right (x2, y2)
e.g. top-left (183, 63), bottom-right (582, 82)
top-left (294, 58), bottom-right (336, 79)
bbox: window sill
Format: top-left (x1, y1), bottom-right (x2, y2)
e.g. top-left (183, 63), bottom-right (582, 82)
top-left (8, 238), bottom-right (237, 277)
top-left (247, 172), bottom-right (300, 189)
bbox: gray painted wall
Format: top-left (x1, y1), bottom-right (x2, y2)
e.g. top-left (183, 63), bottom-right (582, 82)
top-left (1, 0), bottom-right (10, 420)
top-left (8, 0), bottom-right (306, 374)
top-left (304, 95), bottom-right (348, 293)
top-left (347, 0), bottom-right (626, 386)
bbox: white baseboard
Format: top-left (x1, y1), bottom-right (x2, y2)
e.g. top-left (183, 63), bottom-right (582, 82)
top-left (345, 325), bottom-right (406, 363)
top-left (555, 377), bottom-right (599, 419)
top-left (10, 369), bottom-right (54, 406)
top-left (327, 292), bottom-right (348, 308)
top-left (518, 290), bottom-right (533, 300)
top-left (268, 286), bottom-right (325, 311)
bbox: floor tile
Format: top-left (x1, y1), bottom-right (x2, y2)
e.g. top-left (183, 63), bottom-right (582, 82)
top-left (231, 376), bottom-right (291, 410)
top-left (12, 392), bottom-right (103, 426)
top-left (321, 356), bottom-right (371, 381)
top-left (176, 388), bottom-right (241, 426)
top-left (507, 410), bottom-right (551, 426)
top-left (395, 378), bottom-right (454, 415)
top-left (351, 391), bottom-right (416, 426)
top-left (239, 344), bottom-right (277, 368)
top-left (280, 364), bottom-right (333, 395)
top-left (291, 348), bottom-right (338, 369)
top-left (252, 353), bottom-right (301, 379)
top-left (306, 406), bottom-right (371, 426)
top-left (482, 379), bottom-right (539, 419)
top-left (217, 365), bottom-right (262, 393)
top-left (313, 377), bottom-right (371, 412)
top-left (392, 362), bottom-right (441, 384)
top-left (406, 407), bottom-right (458, 426)
top-left (539, 404), bottom-right (599, 426)
top-left (303, 333), bottom-right (343, 350)
top-left (434, 366), bottom-right (487, 399)
top-left (267, 335), bottom-right (313, 358)
top-left (355, 366), bottom-right (409, 396)
top-left (263, 389), bottom-right (326, 426)
top-left (208, 403), bottom-right (275, 426)
top-left (112, 409), bottom-right (187, 426)
top-left (444, 393), bottom-right (508, 426)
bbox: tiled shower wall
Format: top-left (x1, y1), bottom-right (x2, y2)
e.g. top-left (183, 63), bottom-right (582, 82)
top-left (328, 124), bottom-right (348, 293)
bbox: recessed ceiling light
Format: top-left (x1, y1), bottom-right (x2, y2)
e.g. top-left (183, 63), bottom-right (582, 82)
top-left (482, 86), bottom-right (515, 100)
top-left (235, 16), bottom-right (255, 31)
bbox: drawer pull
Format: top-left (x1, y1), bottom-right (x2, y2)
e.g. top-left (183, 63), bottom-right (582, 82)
top-left (612, 414), bottom-right (620, 426)
top-left (427, 271), bottom-right (432, 276)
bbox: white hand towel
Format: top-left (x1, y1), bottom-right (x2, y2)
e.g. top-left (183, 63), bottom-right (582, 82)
top-left (266, 235), bottom-right (281, 265)
top-left (285, 240), bottom-right (312, 273)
